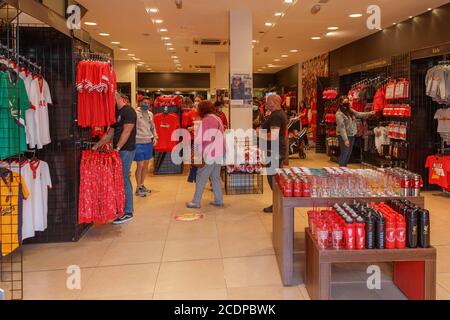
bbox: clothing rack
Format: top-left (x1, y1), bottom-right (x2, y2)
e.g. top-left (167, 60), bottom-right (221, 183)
top-left (79, 50), bottom-right (111, 62)
top-left (351, 75), bottom-right (390, 88)
top-left (0, 42), bottom-right (42, 73)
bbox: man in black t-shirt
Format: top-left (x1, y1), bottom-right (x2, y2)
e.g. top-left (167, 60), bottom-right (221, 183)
top-left (94, 92), bottom-right (137, 224)
top-left (260, 95), bottom-right (288, 213)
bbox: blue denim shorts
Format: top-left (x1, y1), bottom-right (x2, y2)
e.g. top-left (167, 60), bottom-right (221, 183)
top-left (134, 143), bottom-right (154, 161)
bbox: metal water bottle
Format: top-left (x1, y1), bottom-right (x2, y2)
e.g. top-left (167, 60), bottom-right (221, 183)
top-left (376, 215), bottom-right (386, 249)
top-left (365, 215), bottom-right (376, 249)
top-left (418, 209), bottom-right (430, 248)
top-left (406, 208), bottom-right (418, 248)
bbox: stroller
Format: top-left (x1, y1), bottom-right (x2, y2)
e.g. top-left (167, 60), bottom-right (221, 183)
top-left (288, 117), bottom-right (308, 159)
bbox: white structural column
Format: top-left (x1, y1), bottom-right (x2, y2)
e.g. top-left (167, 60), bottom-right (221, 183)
top-left (229, 10), bottom-right (253, 130)
top-left (215, 52), bottom-right (229, 90)
top-left (114, 60), bottom-right (137, 106)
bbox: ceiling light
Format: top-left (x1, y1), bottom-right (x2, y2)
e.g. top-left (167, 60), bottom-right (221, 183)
top-left (409, 16), bottom-right (413, 19)
top-left (146, 68), bottom-right (152, 71)
top-left (265, 22), bottom-right (273, 27)
top-left (84, 22), bottom-right (97, 26)
top-left (128, 54), bottom-right (135, 56)
top-left (326, 32), bottom-right (336, 36)
top-left (252, 40), bottom-right (258, 43)
top-left (168, 48), bottom-right (175, 51)
top-left (99, 33), bottom-right (110, 36)
top-left (120, 48), bottom-right (129, 51)
top-left (349, 13), bottom-right (363, 18)
top-left (162, 37), bottom-right (171, 40)
top-left (284, 0), bottom-right (294, 3)
top-left (328, 27), bottom-right (339, 30)
top-left (290, 49), bottom-right (298, 53)
top-left (393, 22), bottom-right (397, 25)
top-left (274, 12), bottom-right (284, 17)
top-left (154, 19), bottom-right (164, 24)
top-left (274, 59), bottom-right (281, 61)
top-left (159, 28), bottom-right (168, 32)
top-left (147, 8), bottom-right (159, 13)
top-left (311, 37), bottom-right (321, 40)
top-left (428, 8), bottom-right (432, 11)
top-left (171, 56), bottom-right (178, 59)
top-left (111, 41), bottom-right (120, 45)
top-left (165, 43), bottom-right (173, 46)
top-left (281, 54), bottom-right (288, 58)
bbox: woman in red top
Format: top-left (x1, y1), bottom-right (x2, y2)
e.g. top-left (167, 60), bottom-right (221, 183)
top-left (299, 101), bottom-right (310, 147)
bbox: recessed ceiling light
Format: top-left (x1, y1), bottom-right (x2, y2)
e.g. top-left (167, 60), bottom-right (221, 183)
top-left (154, 19), bottom-right (164, 24)
top-left (274, 12), bottom-right (284, 17)
top-left (349, 13), bottom-right (363, 18)
top-left (146, 68), bottom-right (152, 70)
top-left (409, 16), bottom-right (413, 19)
top-left (171, 56), bottom-right (178, 59)
top-left (428, 8), bottom-right (432, 11)
top-left (174, 60), bottom-right (180, 63)
top-left (281, 54), bottom-right (288, 58)
top-left (120, 48), bottom-right (129, 51)
top-left (274, 59), bottom-right (281, 61)
top-left (159, 28), bottom-right (168, 32)
top-left (393, 22), bottom-right (397, 25)
top-left (290, 49), bottom-right (299, 53)
top-left (84, 22), bottom-right (97, 26)
top-left (111, 41), bottom-right (120, 45)
top-left (311, 37), bottom-right (321, 40)
top-left (284, 0), bottom-right (294, 3)
top-left (128, 54), bottom-right (135, 56)
top-left (147, 8), bottom-right (159, 13)
top-left (326, 32), bottom-right (336, 36)
top-left (165, 43), bottom-right (173, 46)
top-left (265, 22), bottom-right (273, 27)
top-left (99, 33), bottom-right (110, 36)
top-left (252, 40), bottom-right (258, 43)
top-left (168, 48), bottom-right (175, 51)
top-left (328, 27), bottom-right (339, 30)
top-left (162, 37), bottom-right (171, 40)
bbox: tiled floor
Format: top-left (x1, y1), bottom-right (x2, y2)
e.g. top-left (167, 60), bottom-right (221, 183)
top-left (18, 151), bottom-right (450, 300)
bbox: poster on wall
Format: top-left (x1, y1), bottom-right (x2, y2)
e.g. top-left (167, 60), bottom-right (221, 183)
top-left (231, 74), bottom-right (252, 105)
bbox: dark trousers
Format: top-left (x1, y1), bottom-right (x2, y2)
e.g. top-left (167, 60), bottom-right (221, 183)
top-left (338, 136), bottom-right (355, 167)
top-left (267, 159), bottom-right (284, 190)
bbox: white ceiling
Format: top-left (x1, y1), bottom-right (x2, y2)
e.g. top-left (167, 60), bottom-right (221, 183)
top-left (77, 0), bottom-right (450, 73)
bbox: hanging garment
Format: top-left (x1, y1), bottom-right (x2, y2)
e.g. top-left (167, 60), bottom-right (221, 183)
top-left (425, 155), bottom-right (450, 190)
top-left (78, 150), bottom-right (125, 224)
top-left (0, 169), bottom-right (29, 256)
top-left (0, 71), bottom-right (30, 160)
top-left (426, 64), bottom-right (450, 105)
top-left (27, 76), bottom-right (52, 149)
top-left (153, 113), bottom-right (181, 152)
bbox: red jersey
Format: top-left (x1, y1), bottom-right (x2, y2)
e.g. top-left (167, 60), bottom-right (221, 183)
top-left (217, 112), bottom-right (228, 129)
top-left (425, 156), bottom-right (450, 190)
top-left (153, 113), bottom-right (181, 152)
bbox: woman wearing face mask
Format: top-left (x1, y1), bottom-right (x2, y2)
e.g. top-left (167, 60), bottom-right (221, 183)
top-left (336, 96), bottom-right (376, 167)
top-left (252, 101), bottom-right (264, 130)
top-left (134, 96), bottom-right (158, 197)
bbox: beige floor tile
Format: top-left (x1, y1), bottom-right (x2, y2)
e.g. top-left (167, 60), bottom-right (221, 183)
top-left (437, 284), bottom-right (450, 300)
top-left (437, 246), bottom-right (450, 273)
top-left (166, 220), bottom-right (218, 241)
top-left (23, 241), bottom-right (113, 272)
top-left (88, 293), bottom-right (154, 300)
top-left (78, 263), bottom-right (159, 299)
top-left (154, 288), bottom-right (228, 300)
top-left (99, 240), bottom-right (165, 266)
top-left (162, 238), bottom-right (222, 262)
top-left (220, 235), bottom-right (274, 258)
top-left (155, 259), bottom-right (226, 293)
top-left (23, 268), bottom-right (95, 300)
top-left (223, 255), bottom-right (282, 288)
top-left (437, 273), bottom-right (450, 292)
top-left (119, 223), bottom-right (170, 242)
top-left (217, 217), bottom-right (268, 239)
top-left (227, 285), bottom-right (304, 300)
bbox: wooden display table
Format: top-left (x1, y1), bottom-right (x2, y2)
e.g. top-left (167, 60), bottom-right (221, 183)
top-left (304, 228), bottom-right (436, 300)
top-left (272, 180), bottom-right (426, 286)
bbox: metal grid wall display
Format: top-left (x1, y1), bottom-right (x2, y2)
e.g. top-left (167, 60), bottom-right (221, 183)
top-left (0, 8), bottom-right (23, 300)
top-left (17, 27), bottom-right (91, 244)
top-left (224, 173), bottom-right (264, 195)
top-left (410, 54), bottom-right (448, 190)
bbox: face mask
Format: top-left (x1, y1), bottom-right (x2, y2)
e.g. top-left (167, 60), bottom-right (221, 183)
top-left (141, 104), bottom-right (150, 111)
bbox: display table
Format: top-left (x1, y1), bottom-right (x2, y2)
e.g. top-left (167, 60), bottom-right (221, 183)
top-left (272, 180), bottom-right (426, 286)
top-left (304, 228), bottom-right (436, 300)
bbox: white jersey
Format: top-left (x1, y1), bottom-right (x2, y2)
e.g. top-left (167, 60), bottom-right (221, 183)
top-left (28, 77), bottom-right (52, 149)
